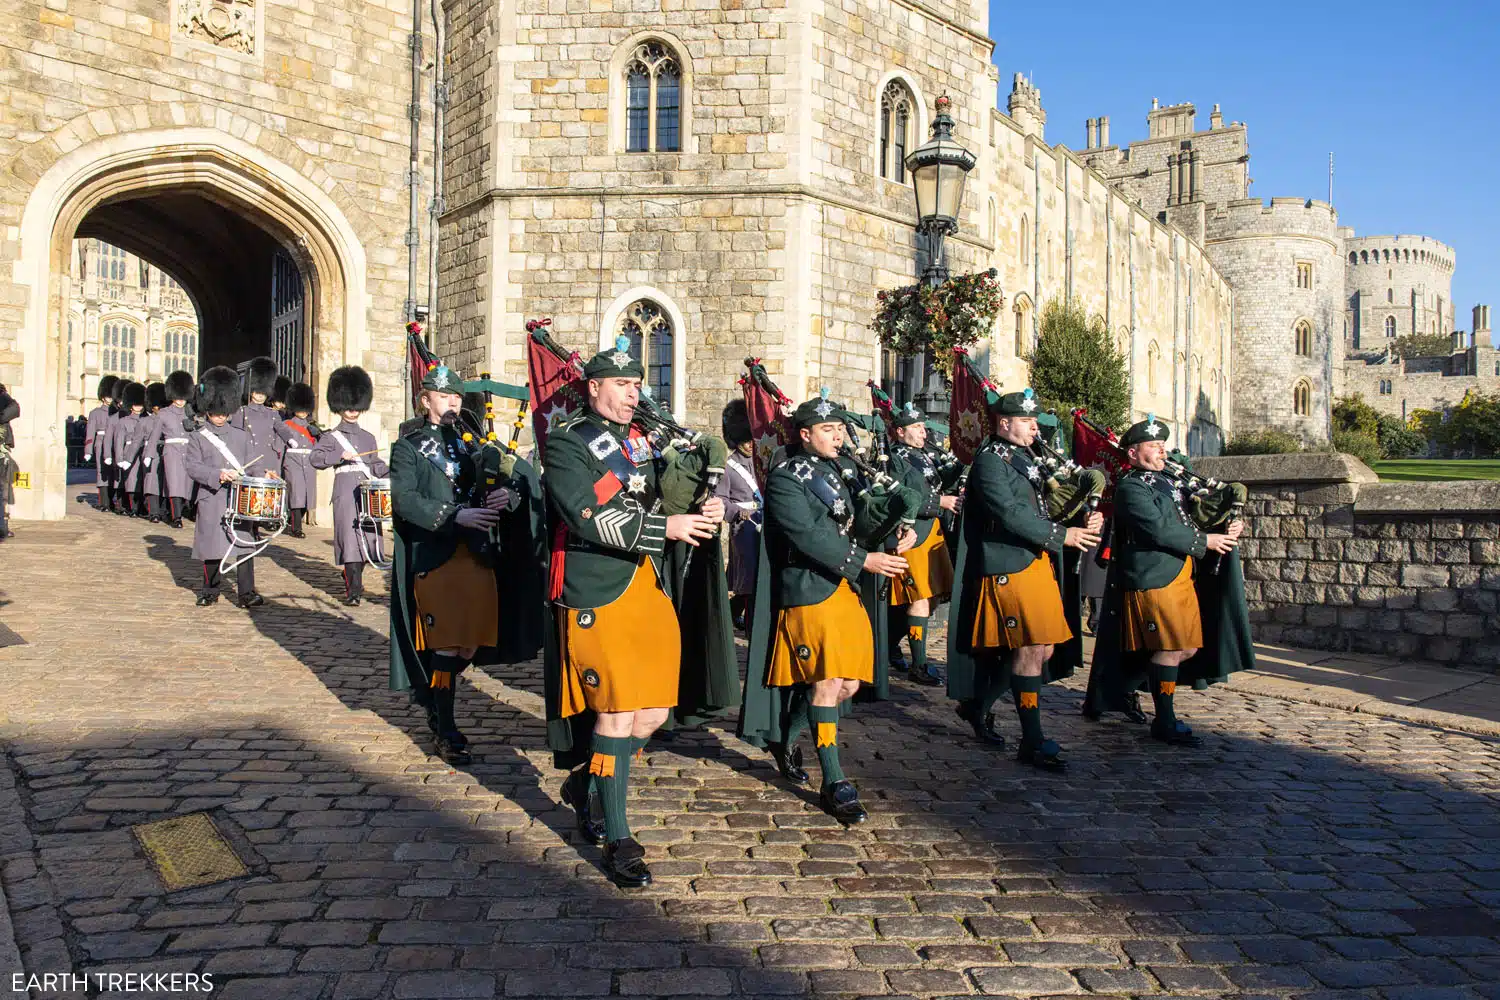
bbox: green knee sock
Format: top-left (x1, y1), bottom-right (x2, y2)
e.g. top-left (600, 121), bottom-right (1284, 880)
top-left (887, 606), bottom-right (908, 665)
top-left (907, 614), bottom-right (930, 673)
top-left (1151, 663), bottom-right (1180, 728)
top-left (588, 735), bottom-right (634, 843)
top-left (978, 656), bottom-right (1009, 718)
top-left (783, 693), bottom-right (811, 749)
top-left (808, 705), bottom-right (846, 786)
top-left (1010, 673), bottom-right (1045, 748)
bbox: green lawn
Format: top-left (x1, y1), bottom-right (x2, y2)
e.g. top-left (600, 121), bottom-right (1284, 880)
top-left (1369, 459), bottom-right (1500, 482)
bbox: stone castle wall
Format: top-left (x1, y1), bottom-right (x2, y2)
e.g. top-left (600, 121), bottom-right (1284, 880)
top-left (1344, 233), bottom-right (1456, 350)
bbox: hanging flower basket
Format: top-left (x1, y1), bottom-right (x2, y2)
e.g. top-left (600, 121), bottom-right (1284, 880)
top-left (870, 269), bottom-right (1002, 380)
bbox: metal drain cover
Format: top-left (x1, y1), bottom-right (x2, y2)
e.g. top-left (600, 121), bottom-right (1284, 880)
top-left (133, 813), bottom-right (248, 891)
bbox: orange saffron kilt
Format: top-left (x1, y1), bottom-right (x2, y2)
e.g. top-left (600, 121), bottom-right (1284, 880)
top-left (1122, 557), bottom-right (1203, 652)
top-left (767, 579), bottom-right (875, 687)
top-left (557, 557), bottom-right (681, 717)
top-left (413, 545), bottom-right (499, 651)
top-left (889, 523), bottom-right (954, 606)
top-left (969, 552), bottom-right (1072, 650)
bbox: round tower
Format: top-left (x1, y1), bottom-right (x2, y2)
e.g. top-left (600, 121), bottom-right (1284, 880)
top-left (1343, 234), bottom-right (1456, 351)
top-left (1204, 198), bottom-right (1343, 443)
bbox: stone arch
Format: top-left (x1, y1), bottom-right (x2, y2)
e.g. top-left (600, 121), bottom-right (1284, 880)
top-left (1292, 378), bottom-right (1312, 417)
top-left (1012, 292), bottom-right (1033, 358)
top-left (1293, 318), bottom-right (1313, 357)
top-left (598, 285), bottom-right (689, 417)
top-left (1146, 339), bottom-right (1161, 394)
top-left (8, 115), bottom-right (372, 519)
top-left (873, 70), bottom-right (929, 183)
top-left (609, 30), bottom-right (694, 155)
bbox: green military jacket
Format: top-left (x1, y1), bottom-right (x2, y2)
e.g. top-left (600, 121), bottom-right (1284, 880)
top-left (1112, 467), bottom-right (1208, 591)
top-left (960, 438), bottom-right (1066, 577)
top-left (886, 442), bottom-right (960, 546)
top-left (543, 410), bottom-right (669, 609)
top-left (764, 451), bottom-right (867, 609)
top-left (390, 421), bottom-right (486, 574)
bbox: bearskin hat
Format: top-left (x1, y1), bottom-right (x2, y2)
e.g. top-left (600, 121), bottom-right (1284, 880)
top-left (246, 356), bottom-right (278, 399)
top-left (286, 381), bottom-right (316, 415)
top-left (721, 398), bottom-right (752, 447)
top-left (96, 374), bottom-right (119, 402)
top-left (165, 371), bottom-right (195, 403)
top-left (326, 365), bottom-right (373, 414)
top-left (197, 366), bottom-right (241, 417)
top-left (146, 381), bottom-right (168, 411)
top-left (271, 375), bottom-right (291, 407)
top-left (110, 378), bottom-right (127, 406)
top-left (122, 380), bottom-right (147, 410)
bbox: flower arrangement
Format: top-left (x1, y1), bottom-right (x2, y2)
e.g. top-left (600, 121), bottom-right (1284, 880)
top-left (870, 269), bottom-right (1003, 380)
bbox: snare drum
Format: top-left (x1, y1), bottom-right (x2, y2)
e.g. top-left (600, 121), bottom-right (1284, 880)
top-left (229, 476), bottom-right (288, 526)
top-left (358, 478), bottom-right (393, 522)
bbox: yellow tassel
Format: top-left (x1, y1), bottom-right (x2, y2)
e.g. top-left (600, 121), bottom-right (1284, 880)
top-left (588, 752), bottom-right (615, 778)
top-left (430, 670), bottom-right (452, 691)
top-left (1019, 691), bottom-right (1039, 709)
top-left (462, 432), bottom-right (473, 443)
top-left (1159, 681), bottom-right (1177, 696)
top-left (815, 722), bottom-right (837, 748)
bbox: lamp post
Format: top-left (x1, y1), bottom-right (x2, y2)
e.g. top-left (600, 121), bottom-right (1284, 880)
top-left (904, 94), bottom-right (976, 408)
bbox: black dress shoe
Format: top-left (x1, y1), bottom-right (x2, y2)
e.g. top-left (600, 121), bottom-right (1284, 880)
top-left (195, 593), bottom-right (219, 607)
top-left (1150, 719), bottom-right (1202, 747)
top-left (148, 515), bottom-right (161, 524)
top-left (955, 702), bottom-right (1007, 748)
top-left (561, 769), bottom-right (606, 846)
top-left (819, 779), bottom-right (868, 826)
top-left (603, 838), bottom-right (652, 888)
top-left (433, 733), bottom-right (472, 765)
top-left (1122, 692), bottom-right (1149, 724)
top-left (287, 529), bottom-right (306, 539)
top-left (1016, 739), bottom-right (1068, 771)
top-left (768, 742), bottom-right (809, 785)
top-left (342, 594), bottom-right (362, 607)
top-left (907, 664), bottom-right (943, 687)
top-left (170, 518), bottom-right (184, 529)
top-left (238, 592), bottom-right (265, 609)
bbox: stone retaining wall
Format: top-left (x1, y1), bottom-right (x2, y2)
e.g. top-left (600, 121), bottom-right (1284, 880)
top-left (1194, 454), bottom-right (1500, 668)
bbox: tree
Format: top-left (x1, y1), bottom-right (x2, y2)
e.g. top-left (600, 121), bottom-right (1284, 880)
top-left (1026, 297), bottom-right (1130, 430)
top-left (1436, 390), bottom-right (1500, 457)
top-left (1392, 333), bottom-right (1455, 359)
top-left (1375, 414), bottom-right (1425, 459)
top-left (1334, 393), bottom-right (1426, 459)
top-left (1333, 395), bottom-right (1381, 438)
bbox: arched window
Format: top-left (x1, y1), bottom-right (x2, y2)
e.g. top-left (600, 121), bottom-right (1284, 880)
top-left (1293, 380), bottom-right (1311, 416)
top-left (624, 42), bottom-right (682, 153)
top-left (1348, 252), bottom-right (1357, 265)
top-left (1385, 316), bottom-right (1397, 338)
top-left (616, 299), bottom-right (674, 405)
top-left (878, 81), bottom-right (914, 182)
top-left (987, 199), bottom-right (996, 244)
top-left (1147, 341), bottom-right (1160, 394)
top-left (1360, 250), bottom-right (1368, 264)
top-left (1387, 288), bottom-right (1394, 304)
top-left (1019, 215), bottom-right (1029, 264)
top-left (1294, 320), bottom-right (1312, 357)
top-left (1013, 297), bottom-right (1031, 358)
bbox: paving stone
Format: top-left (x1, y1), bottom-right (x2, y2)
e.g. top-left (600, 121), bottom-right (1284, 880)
top-left (393, 970), bottom-right (498, 998)
top-left (969, 966), bottom-right (1083, 995)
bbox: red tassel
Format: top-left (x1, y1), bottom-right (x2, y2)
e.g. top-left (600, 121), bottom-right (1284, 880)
top-left (548, 520), bottom-right (568, 601)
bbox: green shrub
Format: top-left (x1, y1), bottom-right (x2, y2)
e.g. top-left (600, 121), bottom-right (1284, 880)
top-left (1332, 429), bottom-right (1382, 466)
top-left (1375, 415), bottom-right (1426, 459)
top-left (1224, 430), bottom-right (1302, 455)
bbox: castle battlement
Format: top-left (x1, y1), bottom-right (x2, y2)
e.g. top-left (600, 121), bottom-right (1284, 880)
top-left (1344, 233), bottom-right (1455, 273)
top-left (1208, 197), bottom-right (1340, 240)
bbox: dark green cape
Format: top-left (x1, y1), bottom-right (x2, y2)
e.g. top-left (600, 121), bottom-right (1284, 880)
top-left (661, 534), bottom-right (742, 730)
top-left (857, 572), bottom-right (892, 702)
top-left (388, 456), bottom-right (548, 695)
top-left (1083, 549), bottom-right (1255, 715)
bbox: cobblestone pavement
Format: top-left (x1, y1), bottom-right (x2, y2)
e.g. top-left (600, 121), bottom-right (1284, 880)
top-left (1, 496), bottom-right (1499, 1000)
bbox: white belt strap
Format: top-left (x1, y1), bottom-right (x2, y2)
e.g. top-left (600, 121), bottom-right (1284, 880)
top-left (199, 428), bottom-right (246, 475)
top-left (93, 430), bottom-right (106, 438)
top-left (728, 457), bottom-right (761, 497)
top-left (287, 447), bottom-right (311, 455)
top-left (163, 437), bottom-right (189, 444)
top-left (330, 430), bottom-right (371, 475)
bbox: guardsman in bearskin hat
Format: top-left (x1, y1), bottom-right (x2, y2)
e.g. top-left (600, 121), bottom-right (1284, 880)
top-left (946, 388), bottom-right (1102, 770)
top-left (312, 368), bottom-right (388, 604)
top-left (83, 375), bottom-right (118, 511)
top-left (713, 399), bottom-right (761, 630)
top-left (103, 377), bottom-right (128, 512)
top-left (1084, 417), bottom-right (1243, 746)
top-left (279, 381), bottom-right (320, 539)
top-left (269, 375), bottom-right (291, 415)
top-left (541, 337), bottom-right (722, 888)
top-left (141, 381), bottom-right (169, 521)
top-left (738, 390), bottom-right (910, 826)
top-left (185, 367), bottom-right (266, 607)
top-left (151, 371), bottom-right (197, 528)
top-left (886, 402), bottom-right (963, 687)
top-left (111, 381), bottom-right (151, 518)
top-left (232, 356), bottom-right (285, 480)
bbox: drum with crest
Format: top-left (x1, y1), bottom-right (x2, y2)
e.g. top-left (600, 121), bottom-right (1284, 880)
top-left (358, 477), bottom-right (393, 523)
top-left (227, 476), bottom-right (288, 527)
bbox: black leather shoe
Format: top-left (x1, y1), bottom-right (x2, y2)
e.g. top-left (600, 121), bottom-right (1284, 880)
top-left (287, 529), bottom-right (306, 539)
top-left (604, 838), bottom-right (652, 888)
top-left (819, 779), bottom-right (868, 826)
top-left (238, 592), bottom-right (265, 609)
top-left (1123, 692), bottom-right (1149, 724)
top-left (768, 742), bottom-right (809, 786)
top-left (170, 518), bottom-right (184, 529)
top-left (1016, 739), bottom-right (1068, 771)
top-left (195, 593), bottom-right (219, 607)
top-left (1150, 719), bottom-right (1202, 747)
top-left (561, 769), bottom-right (606, 846)
top-left (908, 664), bottom-right (943, 687)
top-left (956, 702), bottom-right (1007, 748)
top-left (342, 594), bottom-right (362, 607)
top-left (433, 732), bottom-right (472, 765)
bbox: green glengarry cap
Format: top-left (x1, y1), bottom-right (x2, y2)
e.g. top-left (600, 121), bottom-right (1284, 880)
top-left (584, 335), bottom-right (646, 380)
top-left (892, 401), bottom-right (925, 428)
top-left (1120, 413), bottom-right (1170, 448)
top-left (422, 364), bottom-right (462, 392)
top-left (989, 386), bottom-right (1041, 417)
top-left (792, 387), bottom-right (846, 429)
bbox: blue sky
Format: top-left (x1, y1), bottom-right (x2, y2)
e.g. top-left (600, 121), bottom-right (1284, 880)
top-left (989, 1), bottom-right (1499, 327)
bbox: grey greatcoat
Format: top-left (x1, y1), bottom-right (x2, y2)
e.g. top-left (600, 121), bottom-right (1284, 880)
top-left (276, 416), bottom-right (318, 511)
top-left (185, 423), bottom-right (255, 562)
top-left (149, 404), bottom-right (193, 500)
top-left (103, 411), bottom-right (122, 482)
top-left (112, 412), bottom-right (151, 494)
top-left (83, 404), bottom-right (111, 486)
top-left (713, 449), bottom-right (762, 595)
top-left (310, 419), bottom-right (389, 564)
top-left (231, 402), bottom-right (285, 479)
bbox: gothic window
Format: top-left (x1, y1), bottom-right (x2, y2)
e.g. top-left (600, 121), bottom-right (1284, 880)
top-left (1293, 379), bottom-right (1311, 416)
top-left (1296, 261), bottom-right (1313, 289)
top-left (879, 81), bottom-right (914, 182)
top-left (1385, 316), bottom-right (1397, 338)
top-left (616, 299), bottom-right (674, 405)
top-left (1379, 379), bottom-right (1392, 395)
top-left (1147, 341), bottom-right (1160, 394)
top-left (1387, 288), bottom-right (1394, 304)
top-left (1013, 297), bottom-right (1031, 358)
top-left (1020, 216), bottom-right (1029, 264)
top-left (1294, 320), bottom-right (1313, 357)
top-left (624, 42), bottom-right (682, 153)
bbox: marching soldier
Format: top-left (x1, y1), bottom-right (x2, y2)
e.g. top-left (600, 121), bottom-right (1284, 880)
top-left (947, 388), bottom-right (1101, 770)
top-left (83, 375), bottom-right (118, 512)
top-left (154, 371), bottom-right (196, 528)
top-left (886, 402), bottom-right (962, 686)
top-left (1086, 417), bottom-right (1242, 746)
top-left (312, 367), bottom-right (388, 606)
top-left (185, 367), bottom-right (265, 607)
top-left (141, 382), bottom-right (168, 521)
top-left (104, 378), bottom-right (127, 512)
top-left (740, 391), bottom-right (910, 825)
top-left (279, 381), bottom-right (320, 538)
top-left (543, 338), bottom-right (722, 888)
top-left (112, 382), bottom-right (150, 518)
top-left (232, 357), bottom-right (285, 480)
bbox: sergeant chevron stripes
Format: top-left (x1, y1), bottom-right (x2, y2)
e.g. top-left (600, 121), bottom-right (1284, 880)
top-left (593, 507), bottom-right (633, 549)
